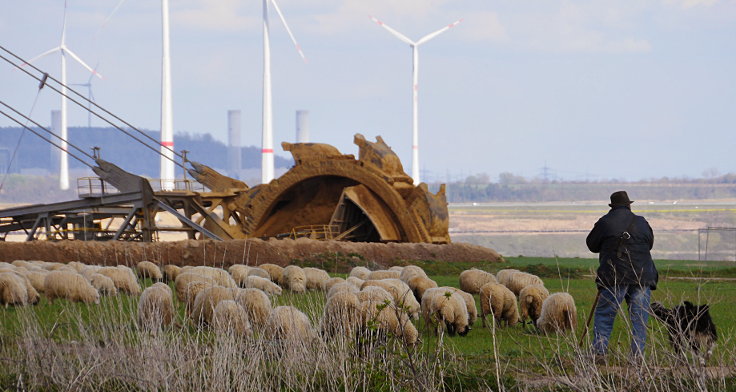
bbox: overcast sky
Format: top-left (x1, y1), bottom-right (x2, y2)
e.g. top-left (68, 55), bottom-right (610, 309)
top-left (1, 0), bottom-right (734, 183)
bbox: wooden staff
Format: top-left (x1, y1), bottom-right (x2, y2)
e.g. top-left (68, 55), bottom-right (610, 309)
top-left (579, 290), bottom-right (601, 347)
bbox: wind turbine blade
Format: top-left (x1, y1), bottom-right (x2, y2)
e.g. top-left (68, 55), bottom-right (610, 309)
top-left (24, 47), bottom-right (62, 65)
top-left (64, 48), bottom-right (104, 79)
top-left (88, 61), bottom-right (100, 83)
top-left (370, 16), bottom-right (415, 45)
top-left (416, 18), bottom-right (463, 45)
top-left (269, 0), bottom-right (307, 62)
top-left (99, 0), bottom-right (128, 31)
top-left (61, 0), bottom-right (69, 45)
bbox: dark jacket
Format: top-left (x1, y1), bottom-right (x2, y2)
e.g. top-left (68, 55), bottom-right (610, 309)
top-left (586, 206), bottom-right (658, 290)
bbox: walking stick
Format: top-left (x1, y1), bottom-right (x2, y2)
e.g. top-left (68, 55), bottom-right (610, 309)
top-left (578, 290), bottom-right (601, 347)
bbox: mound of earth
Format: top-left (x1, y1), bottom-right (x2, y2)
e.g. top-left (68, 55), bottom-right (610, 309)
top-left (0, 239), bottom-right (503, 269)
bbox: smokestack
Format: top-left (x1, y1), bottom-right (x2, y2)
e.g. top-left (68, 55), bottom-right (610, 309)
top-left (50, 110), bottom-right (61, 174)
top-left (227, 110), bottom-right (242, 178)
top-left (296, 110), bottom-right (309, 143)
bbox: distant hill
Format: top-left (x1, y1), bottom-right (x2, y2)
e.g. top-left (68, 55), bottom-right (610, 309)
top-left (0, 126), bottom-right (293, 177)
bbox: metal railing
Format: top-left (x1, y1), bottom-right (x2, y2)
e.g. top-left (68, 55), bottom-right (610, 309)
top-left (77, 177), bottom-right (120, 198)
top-left (289, 225), bottom-right (340, 240)
top-left (150, 179), bottom-right (207, 192)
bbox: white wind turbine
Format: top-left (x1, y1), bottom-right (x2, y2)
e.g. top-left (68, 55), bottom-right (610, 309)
top-left (261, 0), bottom-right (306, 184)
top-left (27, 0), bottom-right (102, 190)
top-left (370, 16), bottom-right (462, 185)
top-left (160, 0), bottom-right (175, 190)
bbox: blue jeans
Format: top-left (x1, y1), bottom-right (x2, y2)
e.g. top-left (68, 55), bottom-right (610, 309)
top-left (592, 285), bottom-right (651, 358)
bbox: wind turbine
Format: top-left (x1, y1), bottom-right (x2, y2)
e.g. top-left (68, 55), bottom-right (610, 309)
top-left (370, 16), bottom-right (462, 185)
top-left (261, 0), bottom-right (306, 184)
top-left (27, 0), bottom-right (102, 190)
top-left (160, 0), bottom-right (175, 190)
top-left (71, 62), bottom-right (99, 128)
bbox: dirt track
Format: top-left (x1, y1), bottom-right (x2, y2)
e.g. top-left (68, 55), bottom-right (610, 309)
top-left (0, 238), bottom-right (503, 268)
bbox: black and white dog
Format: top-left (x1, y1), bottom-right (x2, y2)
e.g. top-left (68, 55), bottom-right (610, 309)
top-left (650, 301), bottom-right (717, 363)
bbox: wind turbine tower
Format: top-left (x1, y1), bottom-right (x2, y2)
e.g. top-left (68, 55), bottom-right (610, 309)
top-left (261, 0), bottom-right (306, 184)
top-left (27, 0), bottom-right (102, 190)
top-left (370, 16), bottom-right (462, 185)
top-left (160, 0), bottom-right (175, 190)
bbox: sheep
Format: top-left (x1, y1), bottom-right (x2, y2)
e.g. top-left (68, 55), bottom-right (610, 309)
top-left (0, 272), bottom-right (29, 306)
top-left (162, 264), bottom-right (181, 283)
top-left (346, 277), bottom-right (365, 290)
top-left (266, 305), bottom-right (317, 341)
top-left (479, 283), bottom-right (519, 327)
top-left (536, 292), bottom-right (577, 334)
top-left (388, 266), bottom-right (404, 273)
top-left (8, 271), bottom-right (40, 305)
top-left (174, 272), bottom-right (217, 302)
top-left (435, 286), bottom-right (478, 328)
top-left (18, 269), bottom-right (48, 294)
top-left (259, 263), bottom-right (283, 284)
top-left (496, 269), bottom-right (521, 287)
top-left (327, 282), bottom-right (358, 300)
top-left (361, 279), bottom-right (420, 319)
top-left (426, 290), bottom-right (470, 336)
top-left (67, 261), bottom-right (88, 273)
top-left (248, 267), bottom-right (270, 279)
top-left (282, 265), bottom-right (307, 293)
top-left (233, 288), bottom-right (272, 330)
top-left (360, 295), bottom-right (418, 346)
top-left (304, 267), bottom-right (330, 291)
top-left (187, 266), bottom-right (237, 288)
top-left (349, 266), bottom-right (371, 280)
top-left (136, 261), bottom-right (163, 281)
top-left (137, 282), bottom-right (175, 329)
top-left (399, 265), bottom-right (428, 283)
top-left (504, 271), bottom-right (545, 296)
top-left (89, 273), bottom-right (118, 296)
top-left (357, 285), bottom-right (394, 306)
top-left (98, 266), bottom-right (142, 295)
top-left (519, 285), bottom-right (550, 325)
top-left (459, 268), bottom-right (498, 294)
top-left (229, 265), bottom-right (252, 287)
top-left (324, 277), bottom-right (345, 293)
top-left (213, 300), bottom-right (252, 337)
top-left (184, 281), bottom-right (215, 316)
top-left (44, 271), bottom-right (100, 304)
top-left (243, 276), bottom-right (282, 296)
top-left (407, 276), bottom-right (437, 302)
top-left (367, 270), bottom-right (400, 280)
top-left (191, 286), bottom-right (236, 327)
top-left (320, 291), bottom-right (362, 339)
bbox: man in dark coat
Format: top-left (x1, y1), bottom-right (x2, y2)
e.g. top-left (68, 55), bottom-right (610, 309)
top-left (586, 191), bottom-right (658, 360)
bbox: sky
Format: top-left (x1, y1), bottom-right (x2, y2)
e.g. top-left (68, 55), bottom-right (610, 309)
top-left (1, 0), bottom-right (735, 183)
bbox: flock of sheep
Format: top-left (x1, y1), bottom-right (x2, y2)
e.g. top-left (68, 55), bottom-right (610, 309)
top-left (0, 260), bottom-right (579, 343)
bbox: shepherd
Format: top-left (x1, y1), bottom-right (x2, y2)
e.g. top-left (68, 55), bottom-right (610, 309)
top-left (586, 191), bottom-right (659, 362)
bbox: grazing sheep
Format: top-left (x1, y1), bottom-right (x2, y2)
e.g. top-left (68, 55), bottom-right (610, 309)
top-left (138, 282), bottom-right (175, 329)
top-left (367, 270), bottom-right (400, 280)
top-left (19, 269), bottom-right (48, 294)
top-left (536, 292), bottom-right (577, 334)
top-left (427, 290), bottom-right (470, 336)
top-left (174, 272), bottom-right (217, 302)
top-left (44, 271), bottom-right (100, 304)
top-left (233, 288), bottom-right (272, 330)
top-left (259, 263), bottom-right (283, 284)
top-left (303, 267), bottom-right (330, 291)
top-left (213, 300), bottom-right (252, 337)
top-left (496, 269), bottom-right (521, 287)
top-left (504, 271), bottom-right (544, 296)
top-left (162, 264), bottom-right (181, 282)
top-left (519, 285), bottom-right (550, 325)
top-left (266, 306), bottom-right (317, 341)
top-left (327, 282), bottom-right (358, 300)
top-left (187, 266), bottom-right (237, 288)
top-left (388, 266), bottom-right (405, 273)
top-left (8, 271), bottom-right (40, 305)
top-left (89, 273), bottom-right (118, 296)
top-left (183, 281), bottom-right (215, 316)
top-left (324, 277), bottom-right (345, 293)
top-left (479, 283), bottom-right (519, 327)
top-left (362, 279), bottom-right (419, 319)
top-left (349, 266), bottom-right (371, 280)
top-left (407, 276), bottom-right (438, 302)
top-left (436, 286), bottom-right (478, 328)
top-left (282, 265), bottom-right (307, 293)
top-left (229, 265), bottom-right (252, 287)
top-left (243, 276), bottom-right (282, 296)
top-left (360, 296), bottom-right (419, 346)
top-left (248, 267), bottom-right (270, 279)
top-left (320, 291), bottom-right (362, 339)
top-left (191, 286), bottom-right (236, 327)
top-left (346, 277), bottom-right (365, 290)
top-left (357, 286), bottom-right (394, 311)
top-left (0, 272), bottom-right (29, 306)
top-left (98, 266), bottom-right (142, 295)
top-left (67, 261), bottom-right (87, 273)
top-left (136, 261), bottom-right (163, 281)
top-left (459, 268), bottom-right (498, 294)
top-left (400, 265), bottom-right (428, 283)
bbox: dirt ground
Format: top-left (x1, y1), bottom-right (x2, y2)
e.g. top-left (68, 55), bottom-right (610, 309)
top-left (0, 238), bottom-right (503, 268)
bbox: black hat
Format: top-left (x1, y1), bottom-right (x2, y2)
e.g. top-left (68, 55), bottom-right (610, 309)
top-left (609, 191), bottom-right (634, 207)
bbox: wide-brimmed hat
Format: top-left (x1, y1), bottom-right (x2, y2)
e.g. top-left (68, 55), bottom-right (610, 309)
top-left (609, 191), bottom-right (634, 207)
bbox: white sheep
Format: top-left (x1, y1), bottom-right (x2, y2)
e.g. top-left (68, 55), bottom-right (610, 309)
top-left (191, 286), bottom-right (236, 327)
top-left (367, 270), bottom-right (400, 280)
top-left (265, 305), bottom-right (317, 341)
top-left (407, 276), bottom-right (437, 302)
top-left (303, 267), bottom-right (330, 291)
top-left (519, 284), bottom-right (550, 325)
top-left (8, 271), bottom-right (40, 305)
top-left (89, 273), bottom-right (118, 296)
top-left (259, 263), bottom-right (283, 284)
top-left (346, 276), bottom-right (365, 290)
top-left (137, 282), bottom-right (175, 329)
top-left (243, 276), bottom-right (282, 296)
top-left (327, 282), bottom-right (358, 300)
top-left (213, 299), bottom-right (252, 337)
top-left (399, 265), bottom-right (428, 283)
top-left (426, 289), bottom-right (470, 336)
top-left (44, 270), bottom-right (100, 304)
top-left (186, 266), bottom-right (237, 288)
top-left (233, 288), bottom-right (272, 330)
top-left (324, 277), bottom-right (345, 293)
top-left (348, 266), bottom-right (371, 280)
top-left (98, 266), bottom-right (142, 295)
top-left (282, 265), bottom-right (307, 293)
top-left (0, 272), bottom-right (29, 306)
top-left (536, 292), bottom-right (577, 334)
top-left (504, 271), bottom-right (545, 296)
top-left (479, 282), bottom-right (519, 327)
top-left (435, 286), bottom-right (478, 328)
top-left (162, 264), bottom-right (181, 283)
top-left (174, 272), bottom-right (217, 302)
top-left (459, 268), bottom-right (498, 294)
top-left (388, 266), bottom-right (405, 273)
top-left (360, 294), bottom-right (419, 346)
top-left (320, 290), bottom-right (362, 339)
top-left (136, 261), bottom-right (163, 281)
top-left (361, 279), bottom-right (420, 319)
top-left (496, 268), bottom-right (521, 287)
top-left (18, 269), bottom-right (48, 294)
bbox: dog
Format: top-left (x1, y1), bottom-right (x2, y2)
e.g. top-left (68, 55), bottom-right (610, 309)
top-left (650, 301), bottom-right (717, 363)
